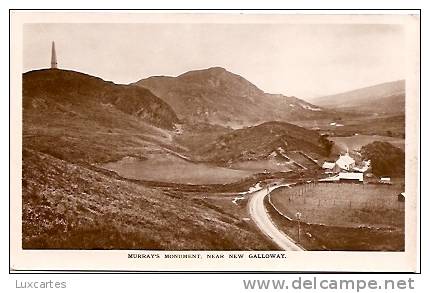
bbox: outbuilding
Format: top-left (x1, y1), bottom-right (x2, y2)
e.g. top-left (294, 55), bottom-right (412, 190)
top-left (322, 161), bottom-right (336, 174)
top-left (338, 172), bottom-right (363, 183)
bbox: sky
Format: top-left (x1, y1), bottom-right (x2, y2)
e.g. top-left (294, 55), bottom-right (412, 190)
top-left (23, 23), bottom-right (405, 98)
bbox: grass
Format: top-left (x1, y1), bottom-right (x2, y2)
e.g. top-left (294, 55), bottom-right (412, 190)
top-left (291, 114), bottom-right (405, 138)
top-left (327, 115), bottom-right (405, 138)
top-left (23, 101), bottom-right (181, 165)
top-left (266, 182), bottom-right (404, 251)
top-left (331, 134), bottom-right (405, 153)
top-left (22, 148), bottom-right (276, 250)
top-left (101, 153), bottom-right (255, 185)
top-left (173, 122), bottom-right (232, 155)
top-left (270, 183), bottom-right (404, 229)
top-left (196, 121), bottom-right (328, 163)
top-left (22, 70), bottom-right (407, 251)
top-left (22, 101), bottom-right (282, 249)
top-left (230, 160), bottom-right (292, 173)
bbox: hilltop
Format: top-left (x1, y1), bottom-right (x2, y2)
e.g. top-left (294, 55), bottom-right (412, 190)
top-left (23, 69), bottom-right (179, 130)
top-left (22, 69), bottom-right (277, 249)
top-left (134, 67), bottom-right (331, 128)
top-left (23, 69), bottom-right (186, 165)
top-left (196, 121), bottom-right (330, 165)
top-left (311, 80), bottom-right (405, 115)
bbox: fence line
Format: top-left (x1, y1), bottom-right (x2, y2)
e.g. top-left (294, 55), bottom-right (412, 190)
top-left (267, 187), bottom-right (402, 231)
top-left (271, 182), bottom-right (403, 209)
top-left (267, 193), bottom-right (293, 221)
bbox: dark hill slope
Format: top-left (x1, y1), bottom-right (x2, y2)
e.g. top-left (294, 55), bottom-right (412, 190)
top-left (134, 67), bottom-right (330, 127)
top-left (23, 69), bottom-right (186, 165)
top-left (21, 69), bottom-right (277, 250)
top-left (22, 148), bottom-right (275, 249)
top-left (197, 121), bottom-right (330, 163)
top-left (23, 69), bottom-right (179, 129)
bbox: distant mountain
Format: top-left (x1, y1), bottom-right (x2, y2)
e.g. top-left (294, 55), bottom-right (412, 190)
top-left (311, 80), bottom-right (405, 114)
top-left (196, 121), bottom-right (330, 164)
top-left (23, 69), bottom-right (179, 130)
top-left (134, 67), bottom-right (329, 128)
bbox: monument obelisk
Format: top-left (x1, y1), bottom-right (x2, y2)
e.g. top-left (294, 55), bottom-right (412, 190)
top-left (51, 41), bottom-right (58, 69)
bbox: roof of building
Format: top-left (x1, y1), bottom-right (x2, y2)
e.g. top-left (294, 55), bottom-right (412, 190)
top-left (352, 159), bottom-right (371, 173)
top-left (336, 153), bottom-right (355, 168)
top-left (322, 162), bottom-right (336, 169)
top-left (339, 172), bottom-right (363, 181)
top-left (353, 166), bottom-right (369, 173)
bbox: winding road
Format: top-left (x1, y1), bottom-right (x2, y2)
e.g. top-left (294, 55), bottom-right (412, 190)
top-left (248, 184), bottom-right (304, 251)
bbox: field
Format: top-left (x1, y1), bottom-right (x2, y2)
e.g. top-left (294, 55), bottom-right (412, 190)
top-left (267, 182), bottom-right (404, 251)
top-left (271, 183), bottom-right (404, 228)
top-left (101, 153), bottom-right (255, 185)
top-left (291, 114), bottom-right (405, 139)
top-left (331, 134), bottom-right (405, 153)
top-left (230, 160), bottom-right (292, 173)
top-left (326, 115), bottom-right (405, 138)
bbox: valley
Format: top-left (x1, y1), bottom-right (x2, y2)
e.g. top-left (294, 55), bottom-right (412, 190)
top-left (101, 153), bottom-right (255, 185)
top-left (331, 134), bottom-right (405, 153)
top-left (22, 67), bottom-right (406, 251)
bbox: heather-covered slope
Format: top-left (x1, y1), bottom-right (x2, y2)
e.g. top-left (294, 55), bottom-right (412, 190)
top-left (197, 121), bottom-right (330, 164)
top-left (24, 69), bottom-right (179, 130)
top-left (135, 67), bottom-right (330, 127)
top-left (22, 148), bottom-right (275, 249)
top-left (22, 69), bottom-right (278, 250)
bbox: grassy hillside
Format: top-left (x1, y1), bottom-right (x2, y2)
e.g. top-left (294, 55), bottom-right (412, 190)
top-left (293, 114), bottom-right (405, 139)
top-left (135, 67), bottom-right (333, 127)
top-left (24, 69), bottom-right (179, 130)
top-left (196, 121), bottom-right (329, 164)
top-left (173, 122), bottom-right (233, 155)
top-left (311, 80), bottom-right (405, 115)
top-left (22, 69), bottom-right (279, 249)
top-left (23, 148), bottom-right (275, 249)
top-left (23, 69), bottom-right (185, 165)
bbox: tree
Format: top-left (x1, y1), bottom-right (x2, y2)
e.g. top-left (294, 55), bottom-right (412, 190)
top-left (319, 134), bottom-right (334, 156)
top-left (361, 141), bottom-right (405, 177)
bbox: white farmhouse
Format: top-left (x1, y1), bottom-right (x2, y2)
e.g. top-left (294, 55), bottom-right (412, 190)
top-left (335, 152), bottom-right (355, 171)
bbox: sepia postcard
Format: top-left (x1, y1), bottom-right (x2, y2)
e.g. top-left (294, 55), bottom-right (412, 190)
top-left (10, 10), bottom-right (420, 272)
